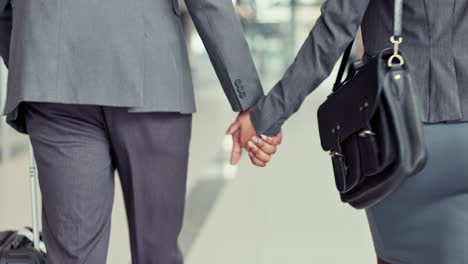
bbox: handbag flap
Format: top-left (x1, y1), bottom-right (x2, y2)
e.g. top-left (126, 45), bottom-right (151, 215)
top-left (317, 48), bottom-right (393, 151)
top-left (0, 0), bottom-right (9, 11)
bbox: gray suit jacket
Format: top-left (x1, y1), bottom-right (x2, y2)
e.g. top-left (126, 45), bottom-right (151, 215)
top-left (0, 0), bottom-right (263, 133)
top-left (250, 0), bottom-right (468, 136)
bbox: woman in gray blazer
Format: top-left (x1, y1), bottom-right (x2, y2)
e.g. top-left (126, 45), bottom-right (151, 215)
top-left (228, 0), bottom-right (468, 263)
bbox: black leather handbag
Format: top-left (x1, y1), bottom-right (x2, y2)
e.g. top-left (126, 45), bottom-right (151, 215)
top-left (317, 0), bottom-right (428, 209)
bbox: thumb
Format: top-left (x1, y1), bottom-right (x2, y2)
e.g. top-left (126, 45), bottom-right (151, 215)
top-left (230, 130), bottom-right (243, 165)
top-left (226, 121), bottom-right (240, 135)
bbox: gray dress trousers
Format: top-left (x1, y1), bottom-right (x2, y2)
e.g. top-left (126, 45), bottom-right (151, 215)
top-left (23, 102), bottom-right (192, 264)
top-left (366, 121), bottom-right (468, 264)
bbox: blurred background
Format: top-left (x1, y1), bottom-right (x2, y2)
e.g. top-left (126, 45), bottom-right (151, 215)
top-left (0, 0), bottom-right (375, 263)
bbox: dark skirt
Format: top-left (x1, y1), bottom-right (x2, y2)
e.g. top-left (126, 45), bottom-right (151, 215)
top-left (366, 122), bottom-right (468, 263)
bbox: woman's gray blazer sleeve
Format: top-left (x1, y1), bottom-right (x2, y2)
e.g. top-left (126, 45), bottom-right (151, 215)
top-left (0, 0), bottom-right (12, 67)
top-left (249, 0), bottom-right (371, 136)
top-left (185, 0), bottom-right (264, 112)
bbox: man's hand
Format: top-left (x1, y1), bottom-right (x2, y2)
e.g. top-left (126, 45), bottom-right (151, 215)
top-left (226, 108), bottom-right (283, 166)
top-left (226, 108), bottom-right (257, 165)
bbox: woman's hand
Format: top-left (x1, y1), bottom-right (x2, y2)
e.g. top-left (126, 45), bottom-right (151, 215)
top-left (226, 108), bottom-right (282, 166)
top-left (246, 133), bottom-right (282, 167)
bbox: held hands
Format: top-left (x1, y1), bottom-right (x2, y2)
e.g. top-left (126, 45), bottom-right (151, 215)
top-left (225, 108), bottom-right (283, 167)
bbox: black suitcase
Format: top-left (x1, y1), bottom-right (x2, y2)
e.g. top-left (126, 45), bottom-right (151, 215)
top-left (0, 229), bottom-right (46, 263)
top-left (0, 143), bottom-right (47, 263)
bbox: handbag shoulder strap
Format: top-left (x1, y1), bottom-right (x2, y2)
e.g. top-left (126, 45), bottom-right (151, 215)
top-left (393, 0), bottom-right (403, 38)
top-left (333, 41), bottom-right (354, 90)
top-left (333, 0), bottom-right (404, 90)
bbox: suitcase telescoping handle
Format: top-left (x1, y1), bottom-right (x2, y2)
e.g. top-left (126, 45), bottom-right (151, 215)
top-left (28, 141), bottom-right (40, 251)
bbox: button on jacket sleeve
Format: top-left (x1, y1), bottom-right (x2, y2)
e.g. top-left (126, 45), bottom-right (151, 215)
top-left (185, 0), bottom-right (264, 112)
top-left (249, 0), bottom-right (371, 136)
top-left (0, 0), bottom-right (12, 67)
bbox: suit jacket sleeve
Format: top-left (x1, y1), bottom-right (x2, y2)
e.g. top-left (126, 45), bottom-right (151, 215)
top-left (249, 0), bottom-right (371, 136)
top-left (0, 0), bottom-right (12, 68)
top-left (185, 0), bottom-right (264, 112)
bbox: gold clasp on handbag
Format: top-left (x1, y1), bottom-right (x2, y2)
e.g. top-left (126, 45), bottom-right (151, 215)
top-left (387, 36), bottom-right (405, 67)
top-left (359, 130), bottom-right (376, 137)
top-left (329, 151), bottom-right (344, 157)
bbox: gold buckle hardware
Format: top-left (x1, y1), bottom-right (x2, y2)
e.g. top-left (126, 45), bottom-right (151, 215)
top-left (388, 36), bottom-right (404, 67)
top-left (329, 151), bottom-right (344, 157)
top-left (359, 130), bottom-right (376, 137)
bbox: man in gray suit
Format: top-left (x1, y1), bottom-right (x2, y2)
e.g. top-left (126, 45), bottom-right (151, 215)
top-left (0, 0), bottom-right (282, 263)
